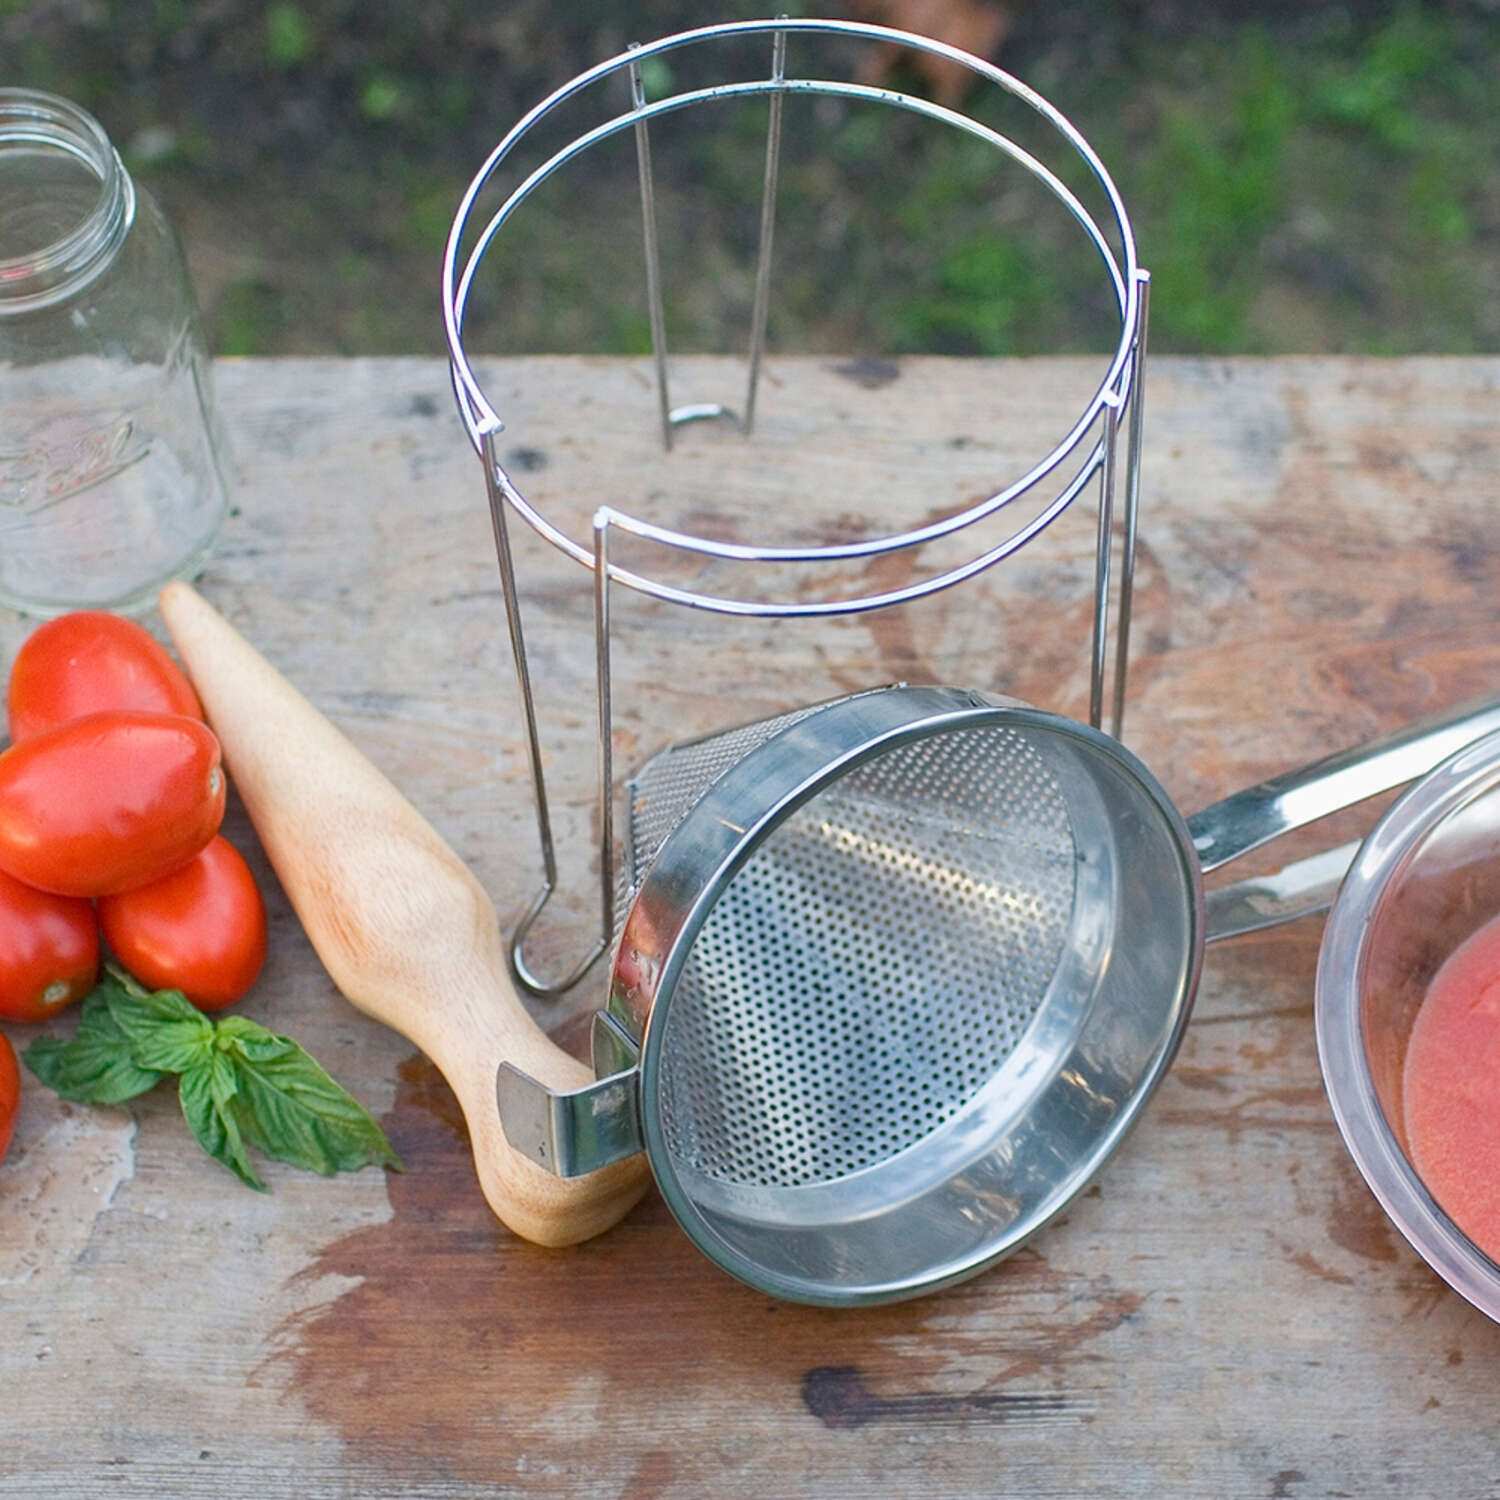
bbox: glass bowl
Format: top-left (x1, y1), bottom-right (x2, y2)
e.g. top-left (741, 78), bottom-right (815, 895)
top-left (1316, 724), bottom-right (1500, 1322)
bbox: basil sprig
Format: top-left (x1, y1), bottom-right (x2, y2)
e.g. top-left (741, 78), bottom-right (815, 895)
top-left (25, 966), bottom-right (402, 1191)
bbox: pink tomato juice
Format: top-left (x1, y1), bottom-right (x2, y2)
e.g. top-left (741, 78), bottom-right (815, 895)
top-left (1403, 909), bottom-right (1500, 1262)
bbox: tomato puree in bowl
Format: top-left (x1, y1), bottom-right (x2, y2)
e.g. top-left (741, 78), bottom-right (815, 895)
top-left (1403, 910), bottom-right (1500, 1264)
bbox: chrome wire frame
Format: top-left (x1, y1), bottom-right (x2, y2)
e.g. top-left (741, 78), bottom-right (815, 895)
top-left (444, 18), bottom-right (1150, 998)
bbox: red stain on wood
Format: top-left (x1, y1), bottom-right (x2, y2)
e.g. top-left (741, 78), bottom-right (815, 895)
top-left (838, 505), bottom-right (1173, 724)
top-left (270, 1055), bottom-right (1139, 1489)
top-left (1325, 1157), bottom-right (1401, 1265)
top-left (1286, 1248), bottom-right (1356, 1288)
top-left (620, 1448), bottom-right (676, 1500)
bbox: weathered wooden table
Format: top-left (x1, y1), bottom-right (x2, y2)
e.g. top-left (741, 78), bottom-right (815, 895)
top-left (3, 354), bottom-right (1499, 1498)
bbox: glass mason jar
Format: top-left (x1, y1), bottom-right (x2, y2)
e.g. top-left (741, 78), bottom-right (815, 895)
top-left (0, 88), bottom-right (227, 616)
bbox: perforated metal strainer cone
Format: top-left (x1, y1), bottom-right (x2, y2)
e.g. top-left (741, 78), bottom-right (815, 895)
top-left (645, 721), bottom-right (1084, 1192)
top-left (602, 685), bottom-right (1197, 1302)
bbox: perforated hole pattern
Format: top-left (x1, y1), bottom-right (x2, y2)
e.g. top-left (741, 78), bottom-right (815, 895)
top-left (654, 725), bottom-right (1078, 1190)
top-left (625, 704), bottom-right (828, 896)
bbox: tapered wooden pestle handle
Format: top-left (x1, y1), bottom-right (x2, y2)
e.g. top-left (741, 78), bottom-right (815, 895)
top-left (157, 581), bottom-right (650, 1246)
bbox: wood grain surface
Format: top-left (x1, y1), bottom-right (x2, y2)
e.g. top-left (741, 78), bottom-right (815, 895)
top-left (2, 354), bottom-right (1499, 1498)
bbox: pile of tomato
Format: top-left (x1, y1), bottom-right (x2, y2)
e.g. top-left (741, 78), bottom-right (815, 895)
top-left (0, 611), bottom-right (267, 1160)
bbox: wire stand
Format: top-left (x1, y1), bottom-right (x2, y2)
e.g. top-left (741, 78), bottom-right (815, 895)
top-left (442, 17), bottom-right (1151, 998)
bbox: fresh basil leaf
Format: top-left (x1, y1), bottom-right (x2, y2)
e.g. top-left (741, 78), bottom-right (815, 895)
top-left (213, 1013), bottom-right (293, 1064)
top-left (216, 1015), bottom-right (402, 1177)
top-left (95, 965), bottom-right (213, 1073)
top-left (123, 1016), bottom-right (214, 1075)
top-left (22, 991), bottom-right (168, 1105)
top-left (101, 963), bottom-right (198, 1015)
top-left (25, 965), bottom-right (398, 1191)
top-left (178, 1052), bottom-right (265, 1192)
top-left (99, 964), bottom-right (210, 1040)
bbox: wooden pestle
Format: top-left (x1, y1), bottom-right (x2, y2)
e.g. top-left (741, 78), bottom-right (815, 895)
top-left (157, 581), bottom-right (651, 1246)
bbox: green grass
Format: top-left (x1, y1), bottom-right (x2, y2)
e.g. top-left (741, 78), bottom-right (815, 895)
top-left (3, 2), bottom-right (1495, 357)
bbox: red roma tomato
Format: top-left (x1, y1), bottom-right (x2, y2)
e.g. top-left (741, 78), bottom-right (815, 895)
top-left (0, 711), bottom-right (225, 897)
top-left (99, 836), bottom-right (267, 1012)
top-left (7, 610), bottom-right (202, 743)
top-left (0, 867), bottom-right (98, 1021)
top-left (0, 1032), bottom-right (17, 1163)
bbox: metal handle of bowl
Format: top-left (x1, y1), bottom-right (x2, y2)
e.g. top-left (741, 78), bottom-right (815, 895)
top-left (1191, 696), bottom-right (1500, 941)
top-left (158, 583), bottom-right (652, 1246)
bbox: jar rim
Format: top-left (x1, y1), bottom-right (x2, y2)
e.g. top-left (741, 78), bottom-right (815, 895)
top-left (0, 87), bottom-right (134, 312)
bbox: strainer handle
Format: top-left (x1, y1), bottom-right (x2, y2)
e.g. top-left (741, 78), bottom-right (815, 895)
top-left (1190, 695), bottom-right (1500, 935)
top-left (1204, 839), bottom-right (1362, 941)
top-left (158, 583), bottom-right (650, 1246)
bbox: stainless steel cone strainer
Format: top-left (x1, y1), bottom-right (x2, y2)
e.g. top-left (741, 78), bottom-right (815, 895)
top-left (491, 686), bottom-right (1500, 1304)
